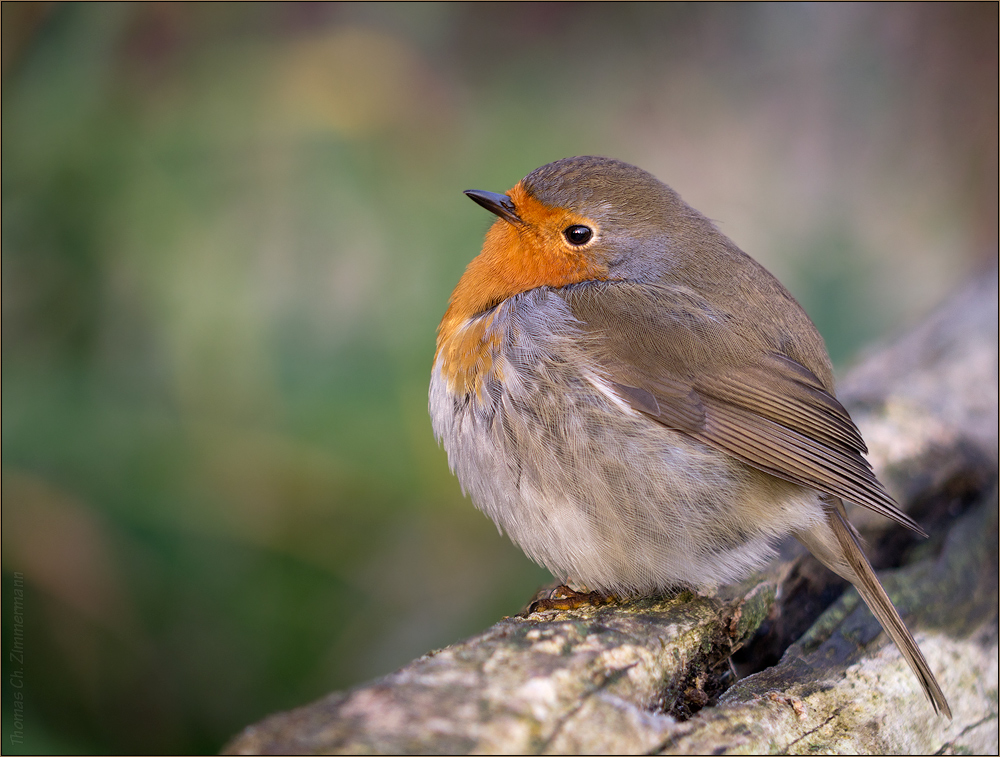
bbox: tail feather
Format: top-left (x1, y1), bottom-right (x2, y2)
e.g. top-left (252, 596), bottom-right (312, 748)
top-left (826, 502), bottom-right (952, 718)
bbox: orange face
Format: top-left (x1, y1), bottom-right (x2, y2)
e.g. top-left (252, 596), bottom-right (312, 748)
top-left (435, 182), bottom-right (608, 396)
top-left (436, 180), bottom-right (606, 366)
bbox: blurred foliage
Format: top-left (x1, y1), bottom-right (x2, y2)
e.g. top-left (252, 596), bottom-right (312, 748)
top-left (2, 3), bottom-right (996, 753)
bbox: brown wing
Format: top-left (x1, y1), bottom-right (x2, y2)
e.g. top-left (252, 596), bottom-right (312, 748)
top-left (561, 281), bottom-right (924, 535)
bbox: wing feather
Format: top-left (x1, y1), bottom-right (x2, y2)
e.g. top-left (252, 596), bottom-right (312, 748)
top-left (559, 282), bottom-right (922, 535)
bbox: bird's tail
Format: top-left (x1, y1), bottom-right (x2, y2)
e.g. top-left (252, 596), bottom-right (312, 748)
top-left (797, 498), bottom-right (952, 718)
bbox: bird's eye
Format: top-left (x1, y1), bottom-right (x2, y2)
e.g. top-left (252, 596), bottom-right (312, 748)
top-left (564, 225), bottom-right (593, 245)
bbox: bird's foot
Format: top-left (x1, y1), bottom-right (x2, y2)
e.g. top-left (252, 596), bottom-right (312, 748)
top-left (525, 584), bottom-right (615, 615)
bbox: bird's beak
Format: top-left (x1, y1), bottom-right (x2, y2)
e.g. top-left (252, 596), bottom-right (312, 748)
top-left (464, 189), bottom-right (522, 225)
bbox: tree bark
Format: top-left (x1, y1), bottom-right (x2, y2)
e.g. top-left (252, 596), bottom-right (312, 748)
top-left (226, 272), bottom-right (999, 755)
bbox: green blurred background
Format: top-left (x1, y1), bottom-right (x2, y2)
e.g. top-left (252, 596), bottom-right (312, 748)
top-left (2, 3), bottom-right (996, 753)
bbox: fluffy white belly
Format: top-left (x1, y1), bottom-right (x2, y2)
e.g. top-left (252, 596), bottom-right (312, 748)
top-left (428, 294), bottom-right (825, 594)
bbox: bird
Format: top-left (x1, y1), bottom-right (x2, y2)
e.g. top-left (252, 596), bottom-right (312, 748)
top-left (428, 156), bottom-right (951, 717)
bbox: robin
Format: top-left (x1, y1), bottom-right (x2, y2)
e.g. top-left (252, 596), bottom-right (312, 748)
top-left (429, 156), bottom-right (950, 717)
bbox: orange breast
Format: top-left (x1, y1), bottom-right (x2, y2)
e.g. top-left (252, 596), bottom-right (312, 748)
top-left (435, 310), bottom-right (502, 398)
top-left (436, 183), bottom-right (606, 396)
